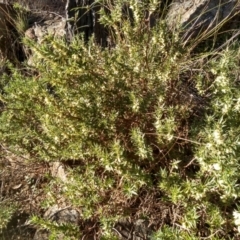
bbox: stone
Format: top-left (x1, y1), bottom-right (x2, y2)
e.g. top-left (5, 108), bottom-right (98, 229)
top-left (24, 15), bottom-right (66, 66)
top-left (25, 16), bottom-right (66, 43)
top-left (113, 218), bottom-right (152, 240)
top-left (43, 205), bottom-right (79, 224)
top-left (167, 0), bottom-right (240, 41)
top-left (50, 161), bottom-right (68, 183)
top-left (33, 205), bottom-right (80, 240)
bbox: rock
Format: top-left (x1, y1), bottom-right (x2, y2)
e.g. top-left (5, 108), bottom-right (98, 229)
top-left (114, 218), bottom-right (151, 240)
top-left (43, 205), bottom-right (79, 224)
top-left (25, 16), bottom-right (66, 43)
top-left (50, 161), bottom-right (68, 183)
top-left (167, 0), bottom-right (240, 41)
top-left (24, 15), bottom-right (66, 66)
top-left (33, 205), bottom-right (80, 240)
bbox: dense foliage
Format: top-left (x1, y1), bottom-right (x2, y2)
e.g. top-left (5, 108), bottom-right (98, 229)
top-left (1, 0), bottom-right (240, 239)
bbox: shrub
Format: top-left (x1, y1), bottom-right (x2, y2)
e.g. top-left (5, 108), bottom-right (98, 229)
top-left (1, 0), bottom-right (240, 238)
top-left (0, 201), bottom-right (17, 232)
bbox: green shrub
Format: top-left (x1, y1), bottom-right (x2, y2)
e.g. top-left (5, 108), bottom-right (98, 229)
top-left (1, 0), bottom-right (240, 238)
top-left (0, 201), bottom-right (17, 232)
top-left (31, 216), bottom-right (80, 239)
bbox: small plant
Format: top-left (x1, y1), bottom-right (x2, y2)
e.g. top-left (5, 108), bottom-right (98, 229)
top-left (13, 3), bottom-right (30, 35)
top-left (0, 201), bottom-right (17, 232)
top-left (1, 0), bottom-right (240, 239)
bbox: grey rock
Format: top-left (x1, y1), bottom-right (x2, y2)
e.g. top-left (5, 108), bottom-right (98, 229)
top-left (33, 205), bottom-right (80, 240)
top-left (114, 218), bottom-right (151, 240)
top-left (167, 0), bottom-right (240, 41)
top-left (25, 16), bottom-right (66, 43)
top-left (44, 205), bottom-right (79, 224)
top-left (25, 15), bottom-right (66, 66)
top-left (50, 161), bottom-right (68, 183)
